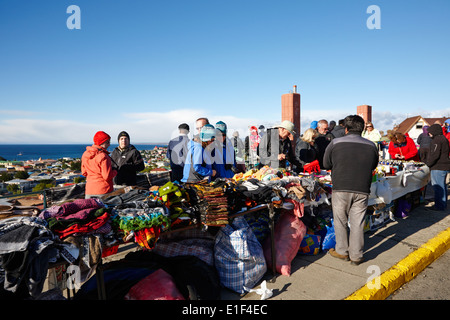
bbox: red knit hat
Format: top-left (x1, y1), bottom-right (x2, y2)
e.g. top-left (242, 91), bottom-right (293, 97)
top-left (93, 131), bottom-right (111, 146)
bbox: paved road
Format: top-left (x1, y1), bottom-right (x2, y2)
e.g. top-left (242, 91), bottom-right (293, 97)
top-left (387, 249), bottom-right (450, 300)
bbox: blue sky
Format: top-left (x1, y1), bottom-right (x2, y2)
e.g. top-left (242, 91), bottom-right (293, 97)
top-left (0, 0), bottom-right (449, 143)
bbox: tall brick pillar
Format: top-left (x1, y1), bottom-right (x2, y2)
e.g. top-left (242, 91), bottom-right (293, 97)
top-left (357, 105), bottom-right (372, 123)
top-left (281, 85), bottom-right (301, 140)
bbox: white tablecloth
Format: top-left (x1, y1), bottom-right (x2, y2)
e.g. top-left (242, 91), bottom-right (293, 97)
top-left (368, 166), bottom-right (430, 206)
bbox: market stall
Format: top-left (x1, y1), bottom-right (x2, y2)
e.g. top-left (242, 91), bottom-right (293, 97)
top-left (0, 160), bottom-right (430, 300)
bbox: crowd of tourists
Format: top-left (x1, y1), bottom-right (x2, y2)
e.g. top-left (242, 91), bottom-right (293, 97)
top-left (80, 115), bottom-right (450, 266)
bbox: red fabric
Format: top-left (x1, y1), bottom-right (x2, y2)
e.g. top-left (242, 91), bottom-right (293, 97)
top-left (283, 198), bottom-right (305, 218)
top-left (81, 145), bottom-right (117, 195)
top-left (125, 269), bottom-right (185, 300)
top-left (388, 136), bottom-right (419, 161)
top-left (53, 211), bottom-right (110, 238)
top-left (445, 131), bottom-right (450, 147)
top-left (303, 159), bottom-right (320, 174)
top-left (134, 227), bottom-right (161, 250)
top-left (102, 245), bottom-right (119, 258)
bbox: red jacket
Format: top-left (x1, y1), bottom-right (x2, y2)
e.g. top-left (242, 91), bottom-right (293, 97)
top-left (388, 136), bottom-right (420, 161)
top-left (81, 145), bottom-right (117, 195)
top-left (444, 131), bottom-right (450, 147)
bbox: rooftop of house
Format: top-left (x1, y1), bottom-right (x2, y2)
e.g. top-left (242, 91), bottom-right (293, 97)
top-left (394, 116), bottom-right (450, 135)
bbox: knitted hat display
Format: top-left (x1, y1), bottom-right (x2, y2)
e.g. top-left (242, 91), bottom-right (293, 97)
top-left (200, 124), bottom-right (216, 142)
top-left (117, 131), bottom-right (130, 141)
top-left (94, 131), bottom-right (111, 146)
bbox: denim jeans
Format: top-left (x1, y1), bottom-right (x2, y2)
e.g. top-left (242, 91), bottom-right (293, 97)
top-left (430, 170), bottom-right (449, 210)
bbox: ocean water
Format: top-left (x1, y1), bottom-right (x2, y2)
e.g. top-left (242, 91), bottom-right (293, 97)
top-left (0, 144), bottom-right (165, 161)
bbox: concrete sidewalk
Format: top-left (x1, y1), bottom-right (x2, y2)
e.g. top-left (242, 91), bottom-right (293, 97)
top-left (221, 199), bottom-right (450, 300)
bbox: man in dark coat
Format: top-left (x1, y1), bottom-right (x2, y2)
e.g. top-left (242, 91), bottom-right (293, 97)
top-left (424, 124), bottom-right (450, 211)
top-left (167, 123), bottom-right (190, 182)
top-left (111, 131), bottom-right (145, 186)
top-left (323, 115), bottom-right (379, 265)
top-left (331, 119), bottom-right (345, 138)
top-left (315, 119), bottom-right (335, 168)
top-left (258, 120), bottom-right (302, 170)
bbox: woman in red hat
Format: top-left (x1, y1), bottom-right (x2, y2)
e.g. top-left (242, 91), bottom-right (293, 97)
top-left (81, 131), bottom-right (117, 198)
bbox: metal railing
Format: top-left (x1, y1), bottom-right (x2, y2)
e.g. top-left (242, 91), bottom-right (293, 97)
top-left (0, 190), bottom-right (48, 209)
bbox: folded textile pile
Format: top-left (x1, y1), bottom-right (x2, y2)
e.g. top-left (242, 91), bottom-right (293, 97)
top-left (47, 207), bottom-right (112, 239)
top-left (236, 179), bottom-right (275, 205)
top-left (111, 207), bottom-right (171, 250)
top-left (191, 183), bottom-right (230, 227)
top-left (232, 166), bottom-right (285, 182)
top-left (0, 216), bottom-right (58, 298)
top-left (38, 198), bottom-right (104, 220)
top-left (42, 199), bottom-right (111, 239)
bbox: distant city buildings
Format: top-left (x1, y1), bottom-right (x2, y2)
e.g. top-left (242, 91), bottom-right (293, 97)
top-left (0, 146), bottom-right (170, 195)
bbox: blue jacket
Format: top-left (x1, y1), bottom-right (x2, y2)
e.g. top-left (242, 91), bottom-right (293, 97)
top-left (181, 140), bottom-right (214, 183)
top-left (212, 138), bottom-right (236, 179)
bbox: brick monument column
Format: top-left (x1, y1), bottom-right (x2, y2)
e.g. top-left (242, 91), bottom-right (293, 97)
top-left (357, 105), bottom-right (372, 124)
top-left (281, 85), bottom-right (301, 141)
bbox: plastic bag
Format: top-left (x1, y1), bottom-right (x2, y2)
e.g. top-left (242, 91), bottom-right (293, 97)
top-left (322, 219), bottom-right (336, 250)
top-left (298, 234), bottom-right (322, 255)
top-left (243, 280), bottom-right (273, 300)
top-left (376, 179), bottom-right (393, 205)
top-left (124, 268), bottom-right (185, 300)
top-left (263, 211), bottom-right (307, 276)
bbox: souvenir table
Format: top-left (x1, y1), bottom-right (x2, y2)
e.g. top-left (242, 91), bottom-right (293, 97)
top-left (368, 164), bottom-right (430, 206)
top-left (304, 161), bottom-right (430, 206)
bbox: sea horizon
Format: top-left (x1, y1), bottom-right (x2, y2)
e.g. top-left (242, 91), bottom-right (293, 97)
top-left (0, 143), bottom-right (167, 162)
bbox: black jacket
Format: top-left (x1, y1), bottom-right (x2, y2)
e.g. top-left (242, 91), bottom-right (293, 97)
top-left (323, 132), bottom-right (378, 195)
top-left (167, 135), bottom-right (190, 182)
top-left (424, 124), bottom-right (450, 171)
top-left (110, 145), bottom-right (145, 186)
top-left (331, 126), bottom-right (345, 138)
top-left (315, 132), bottom-right (334, 168)
top-left (258, 128), bottom-right (302, 170)
top-left (295, 138), bottom-right (319, 167)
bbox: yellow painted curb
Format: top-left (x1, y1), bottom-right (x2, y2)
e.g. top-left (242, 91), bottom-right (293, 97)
top-left (345, 227), bottom-right (450, 300)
